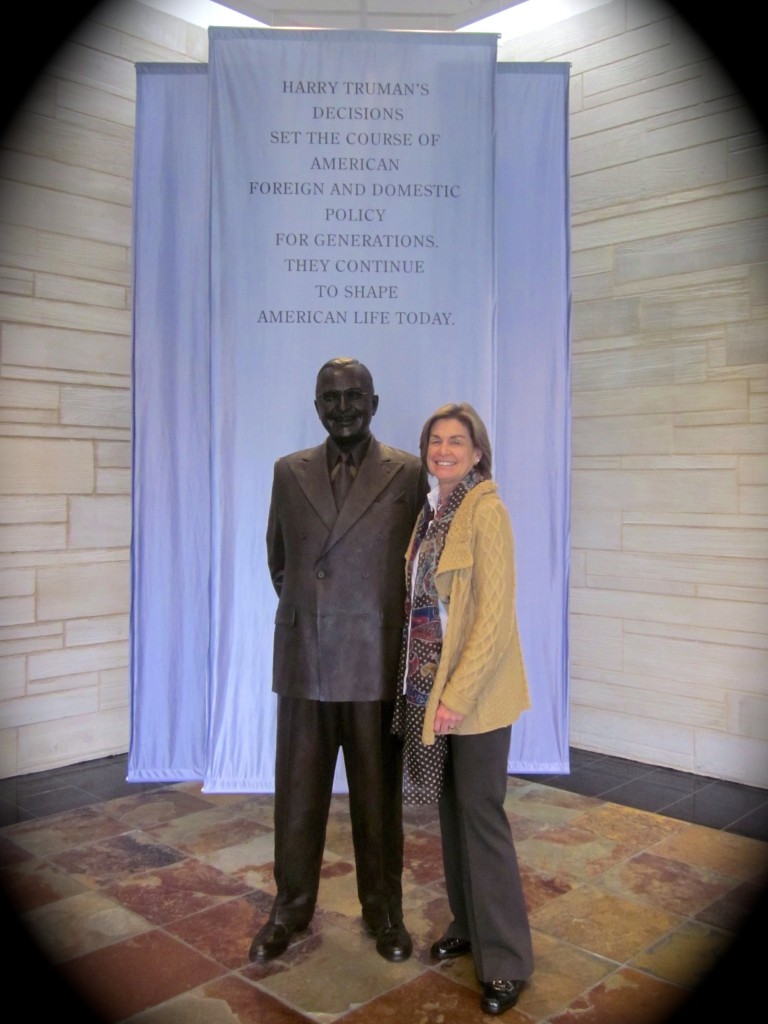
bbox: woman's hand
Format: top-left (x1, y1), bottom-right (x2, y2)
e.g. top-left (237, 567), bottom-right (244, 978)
top-left (434, 702), bottom-right (464, 735)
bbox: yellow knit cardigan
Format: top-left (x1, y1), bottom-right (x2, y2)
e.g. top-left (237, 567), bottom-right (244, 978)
top-left (406, 480), bottom-right (532, 746)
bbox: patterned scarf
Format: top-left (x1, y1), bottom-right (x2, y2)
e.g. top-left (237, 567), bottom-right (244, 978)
top-left (393, 468), bottom-right (482, 803)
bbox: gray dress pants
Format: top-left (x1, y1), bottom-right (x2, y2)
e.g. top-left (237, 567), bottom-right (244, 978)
top-left (438, 725), bottom-right (534, 982)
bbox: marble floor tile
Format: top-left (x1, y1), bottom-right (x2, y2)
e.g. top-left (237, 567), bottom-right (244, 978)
top-left (144, 804), bottom-right (273, 857)
top-left (50, 831), bottom-right (188, 887)
top-left (514, 821), bottom-right (641, 882)
top-left (58, 928), bottom-right (228, 1022)
top-left (649, 822), bottom-right (768, 881)
top-left (1, 805), bottom-right (130, 858)
top-left (402, 827), bottom-right (450, 886)
top-left (547, 966), bottom-right (689, 1024)
top-left (339, 968), bottom-right (504, 1023)
top-left (102, 788), bottom-right (218, 829)
top-left (599, 849), bottom-right (737, 916)
top-left (124, 973), bottom-right (310, 1023)
top-left (694, 876), bottom-right (766, 932)
top-left (628, 918), bottom-right (734, 989)
top-left (519, 862), bottom-right (574, 914)
top-left (505, 778), bottom-right (602, 826)
top-left (103, 857), bottom-right (253, 925)
top-left (167, 890), bottom-right (276, 969)
top-left (256, 921), bottom-right (424, 1017)
top-left (529, 883), bottom-right (683, 963)
top-left (24, 888), bottom-right (152, 961)
top-left (1, 853), bottom-right (90, 911)
top-left (518, 930), bottom-right (616, 1021)
top-left (183, 829), bottom-right (278, 885)
top-left (566, 801), bottom-right (686, 851)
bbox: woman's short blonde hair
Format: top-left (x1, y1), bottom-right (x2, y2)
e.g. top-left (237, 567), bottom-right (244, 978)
top-left (419, 402), bottom-right (493, 480)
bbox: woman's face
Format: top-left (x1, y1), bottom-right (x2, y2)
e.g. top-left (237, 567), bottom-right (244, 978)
top-left (426, 417), bottom-right (481, 494)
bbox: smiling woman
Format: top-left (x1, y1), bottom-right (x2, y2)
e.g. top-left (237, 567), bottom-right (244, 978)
top-left (426, 417), bottom-right (482, 499)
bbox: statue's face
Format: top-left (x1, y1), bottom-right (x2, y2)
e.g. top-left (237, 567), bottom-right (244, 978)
top-left (315, 363), bottom-right (378, 448)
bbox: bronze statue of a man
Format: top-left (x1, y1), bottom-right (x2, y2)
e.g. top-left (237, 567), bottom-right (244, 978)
top-left (250, 356), bottom-right (428, 963)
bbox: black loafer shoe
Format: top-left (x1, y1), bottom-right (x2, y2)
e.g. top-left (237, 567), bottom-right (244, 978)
top-left (430, 936), bottom-right (472, 960)
top-left (375, 921), bottom-right (413, 962)
top-left (248, 922), bottom-right (293, 962)
top-left (481, 979), bottom-right (525, 1015)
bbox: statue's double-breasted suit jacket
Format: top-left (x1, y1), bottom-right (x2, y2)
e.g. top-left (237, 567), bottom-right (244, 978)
top-left (267, 437), bottom-right (427, 701)
top-left (264, 435), bottom-right (427, 932)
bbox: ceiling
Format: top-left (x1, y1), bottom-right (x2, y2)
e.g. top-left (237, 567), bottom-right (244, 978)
top-left (200, 1), bottom-right (528, 32)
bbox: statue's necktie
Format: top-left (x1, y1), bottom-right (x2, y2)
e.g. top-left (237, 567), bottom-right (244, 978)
top-left (332, 453), bottom-right (354, 509)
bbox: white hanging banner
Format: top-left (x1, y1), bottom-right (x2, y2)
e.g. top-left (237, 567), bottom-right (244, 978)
top-left (128, 35), bottom-right (571, 792)
top-left (205, 28), bottom-right (498, 791)
top-left (494, 63), bottom-right (571, 773)
top-left (128, 63), bottom-right (211, 782)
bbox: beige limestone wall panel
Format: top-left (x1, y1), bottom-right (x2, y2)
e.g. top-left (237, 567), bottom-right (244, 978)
top-left (728, 693), bottom-right (768, 742)
top-left (0, 179), bottom-right (131, 245)
top-left (574, 413), bottom-right (673, 454)
top-left (0, 524), bottom-right (66, 553)
top-left (586, 549), bottom-right (768, 589)
top-left (0, 656), bottom-right (24, 697)
top-left (0, 235), bottom-right (129, 289)
top-left (740, 486), bottom-right (768, 513)
top-left (0, 378), bottom-right (60, 413)
top-left (572, 339), bottom-right (710, 387)
top-left (569, 612), bottom-right (624, 672)
top-left (100, 665), bottom-right (129, 711)
top-left (2, 325), bottom-right (130, 376)
top-left (694, 731), bottom-right (767, 787)
top-left (623, 633), bottom-right (768, 693)
top-left (573, 380), bottom-right (748, 416)
top-left (0, 597), bottom-right (35, 627)
top-left (574, 586), bottom-right (767, 635)
top-left (17, 706), bottom-right (130, 773)
top-left (0, 437), bottom-right (94, 493)
top-left (69, 495), bottom-right (130, 548)
top-left (727, 324), bottom-right (768, 366)
top-left (571, 74), bottom-right (736, 138)
top-left (97, 440), bottom-right (130, 468)
top-left (0, 623), bottom-right (65, 658)
top-left (1, 149), bottom-right (132, 207)
top-left (573, 676), bottom-right (724, 729)
top-left (2, 109), bottom-right (134, 180)
top-left (0, 567), bottom-right (35, 595)
top-left (28, 641), bottom-right (128, 683)
top-left (571, 467), bottom-right (737, 512)
top-left (624, 617), bottom-right (768, 650)
top-left (673, 422), bottom-right (768, 454)
top-left (95, 467), bottom-right (130, 494)
top-left (37, 561), bottom-right (128, 620)
top-left (35, 273), bottom-right (128, 310)
top-left (0, 497), bottom-right (68, 525)
top-left (573, 143), bottom-right (730, 213)
top-left (573, 190), bottom-right (768, 251)
top-left (614, 219), bottom-right (768, 282)
top-left (0, 294), bottom-right (131, 335)
top-left (3, 685), bottom-right (99, 727)
top-left (66, 613), bottom-right (128, 647)
top-left (60, 385), bottom-right (130, 430)
top-left (569, 508), bottom-right (623, 551)
top-left (569, 704), bottom-right (695, 768)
